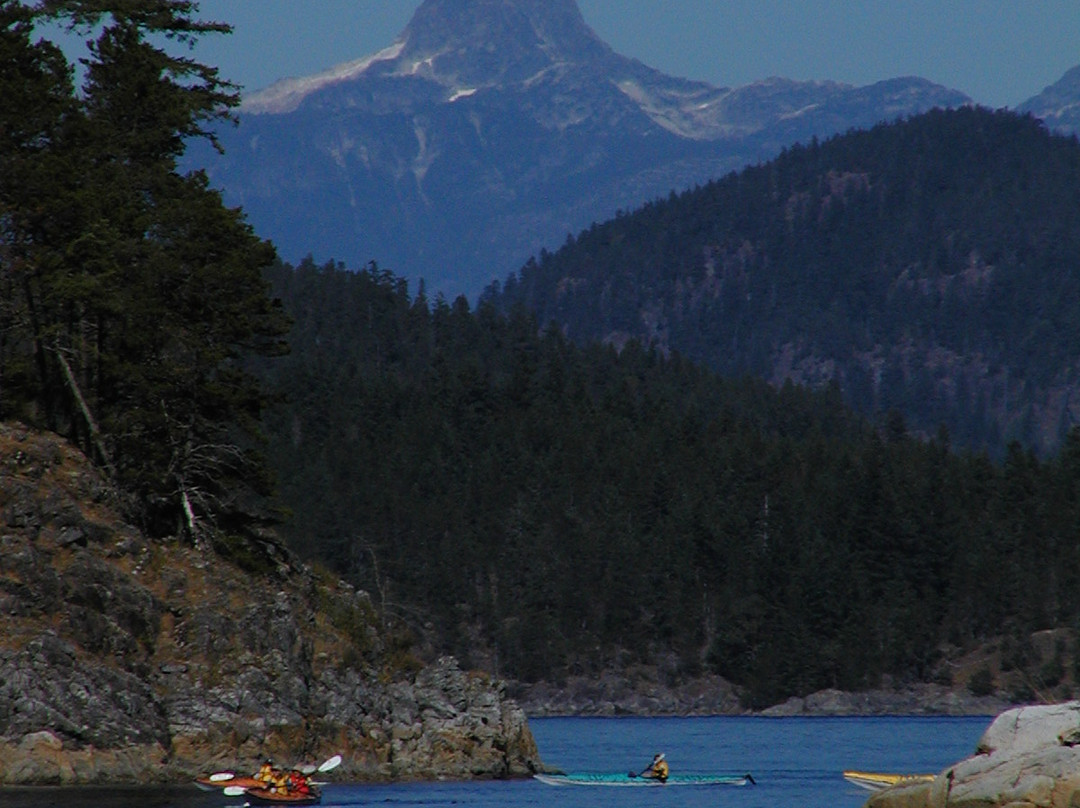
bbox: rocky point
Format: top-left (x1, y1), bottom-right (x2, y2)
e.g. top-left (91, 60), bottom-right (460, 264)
top-left (0, 422), bottom-right (541, 784)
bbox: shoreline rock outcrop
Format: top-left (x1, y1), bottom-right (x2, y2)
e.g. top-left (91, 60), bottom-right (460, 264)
top-left (509, 670), bottom-right (743, 716)
top-left (866, 701), bottom-right (1080, 808)
top-left (0, 423), bottom-right (541, 784)
top-left (759, 686), bottom-right (1010, 718)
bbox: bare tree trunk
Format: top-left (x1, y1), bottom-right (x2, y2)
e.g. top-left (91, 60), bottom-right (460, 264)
top-left (179, 485), bottom-right (207, 551)
top-left (53, 343), bottom-right (117, 480)
top-left (365, 542), bottom-right (389, 629)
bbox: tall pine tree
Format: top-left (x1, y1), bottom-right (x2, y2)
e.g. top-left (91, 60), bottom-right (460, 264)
top-left (1, 0), bottom-right (289, 541)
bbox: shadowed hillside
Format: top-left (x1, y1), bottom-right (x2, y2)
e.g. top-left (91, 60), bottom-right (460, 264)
top-left (488, 107), bottom-right (1080, 457)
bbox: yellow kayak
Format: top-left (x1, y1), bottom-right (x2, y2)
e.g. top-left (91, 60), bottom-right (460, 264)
top-left (843, 770), bottom-right (935, 791)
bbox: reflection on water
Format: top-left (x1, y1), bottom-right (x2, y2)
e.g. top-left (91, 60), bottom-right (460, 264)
top-left (0, 785), bottom-right (234, 808)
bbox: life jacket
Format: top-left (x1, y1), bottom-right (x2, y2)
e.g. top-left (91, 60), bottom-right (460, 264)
top-left (271, 772), bottom-right (289, 793)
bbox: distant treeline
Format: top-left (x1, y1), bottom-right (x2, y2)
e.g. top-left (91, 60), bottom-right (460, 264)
top-left (261, 260), bottom-right (1080, 707)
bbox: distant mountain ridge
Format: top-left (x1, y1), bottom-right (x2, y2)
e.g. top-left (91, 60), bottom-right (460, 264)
top-left (486, 106), bottom-right (1080, 456)
top-left (185, 0), bottom-right (971, 297)
top-left (1018, 65), bottom-right (1080, 135)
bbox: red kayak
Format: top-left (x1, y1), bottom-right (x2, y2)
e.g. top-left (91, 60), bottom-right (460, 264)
top-left (243, 786), bottom-right (322, 805)
top-left (239, 786), bottom-right (315, 803)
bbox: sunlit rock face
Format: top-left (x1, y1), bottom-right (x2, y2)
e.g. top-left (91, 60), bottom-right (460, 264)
top-left (866, 702), bottom-right (1080, 808)
top-left (0, 423), bottom-right (541, 785)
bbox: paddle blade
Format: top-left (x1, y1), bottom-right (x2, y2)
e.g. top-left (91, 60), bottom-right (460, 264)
top-left (209, 772), bottom-right (236, 782)
top-left (223, 786), bottom-right (246, 796)
top-left (318, 754), bottom-right (342, 773)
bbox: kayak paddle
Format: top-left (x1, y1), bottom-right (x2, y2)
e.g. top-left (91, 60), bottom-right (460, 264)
top-left (299, 754), bottom-right (342, 775)
top-left (319, 755), bottom-right (343, 773)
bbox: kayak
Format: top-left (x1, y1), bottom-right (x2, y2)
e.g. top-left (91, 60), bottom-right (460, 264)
top-left (243, 786), bottom-right (322, 805)
top-left (843, 770), bottom-right (935, 791)
top-left (195, 775), bottom-right (265, 791)
top-left (534, 772), bottom-right (755, 787)
top-left (199, 754), bottom-right (340, 800)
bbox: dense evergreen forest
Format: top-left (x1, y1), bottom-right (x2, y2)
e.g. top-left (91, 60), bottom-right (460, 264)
top-left (486, 107), bottom-right (1080, 458)
top-left (262, 260), bottom-right (1080, 708)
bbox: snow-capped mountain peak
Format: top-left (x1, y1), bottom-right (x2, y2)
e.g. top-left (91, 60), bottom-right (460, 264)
top-left (195, 0), bottom-right (973, 298)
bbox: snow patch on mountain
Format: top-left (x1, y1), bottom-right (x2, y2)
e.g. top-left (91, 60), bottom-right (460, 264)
top-left (449, 88), bottom-right (478, 102)
top-left (243, 41), bottom-right (405, 115)
top-left (780, 104), bottom-right (822, 120)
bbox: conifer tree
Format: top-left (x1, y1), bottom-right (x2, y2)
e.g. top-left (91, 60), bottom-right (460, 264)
top-left (1, 1), bottom-right (289, 541)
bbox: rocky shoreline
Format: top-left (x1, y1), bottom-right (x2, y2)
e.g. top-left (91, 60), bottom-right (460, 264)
top-left (510, 673), bottom-right (1011, 718)
top-left (758, 685), bottom-right (1011, 717)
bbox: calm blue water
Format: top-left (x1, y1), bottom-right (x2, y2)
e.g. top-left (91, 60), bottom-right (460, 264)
top-left (0, 715), bottom-right (990, 808)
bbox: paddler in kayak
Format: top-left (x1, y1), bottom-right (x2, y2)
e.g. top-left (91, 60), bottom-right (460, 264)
top-left (256, 759), bottom-right (277, 784)
top-left (286, 770), bottom-right (313, 797)
top-left (268, 768), bottom-right (292, 795)
top-left (643, 753), bottom-right (669, 782)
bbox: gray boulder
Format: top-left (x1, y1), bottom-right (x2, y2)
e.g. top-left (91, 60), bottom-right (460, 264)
top-left (867, 702), bottom-right (1080, 808)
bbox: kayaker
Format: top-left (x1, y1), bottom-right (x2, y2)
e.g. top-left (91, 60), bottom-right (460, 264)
top-left (256, 760), bottom-right (276, 784)
top-left (269, 768), bottom-right (291, 795)
top-left (643, 753), bottom-right (669, 782)
top-left (287, 770), bottom-right (311, 795)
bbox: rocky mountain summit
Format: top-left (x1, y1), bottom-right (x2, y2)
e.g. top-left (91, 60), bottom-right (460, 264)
top-left (0, 423), bottom-right (540, 784)
top-left (186, 0), bottom-right (969, 296)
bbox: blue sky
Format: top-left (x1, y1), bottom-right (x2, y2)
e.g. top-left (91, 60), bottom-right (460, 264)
top-left (180, 0), bottom-right (1080, 109)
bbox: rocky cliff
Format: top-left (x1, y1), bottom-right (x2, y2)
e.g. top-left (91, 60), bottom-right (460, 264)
top-left (0, 422), bottom-right (541, 784)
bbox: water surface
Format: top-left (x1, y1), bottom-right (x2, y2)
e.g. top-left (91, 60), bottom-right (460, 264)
top-left (0, 715), bottom-right (991, 808)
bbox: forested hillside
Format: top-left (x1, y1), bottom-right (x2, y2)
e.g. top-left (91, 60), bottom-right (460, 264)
top-left (486, 107), bottom-right (1080, 458)
top-left (262, 260), bottom-right (1080, 708)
